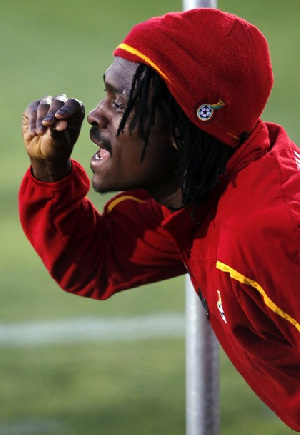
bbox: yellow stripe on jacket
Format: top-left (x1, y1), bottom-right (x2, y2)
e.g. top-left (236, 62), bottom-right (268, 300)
top-left (216, 261), bottom-right (300, 332)
top-left (106, 195), bottom-right (146, 214)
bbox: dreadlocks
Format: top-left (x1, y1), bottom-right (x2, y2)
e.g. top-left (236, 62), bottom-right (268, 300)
top-left (117, 64), bottom-right (234, 208)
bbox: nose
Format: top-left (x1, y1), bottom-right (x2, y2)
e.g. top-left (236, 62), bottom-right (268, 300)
top-left (87, 103), bottom-right (109, 129)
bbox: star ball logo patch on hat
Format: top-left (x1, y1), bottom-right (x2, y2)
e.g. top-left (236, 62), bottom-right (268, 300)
top-left (196, 100), bottom-right (225, 122)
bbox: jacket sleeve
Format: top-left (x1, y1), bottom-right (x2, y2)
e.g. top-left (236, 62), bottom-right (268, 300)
top-left (18, 160), bottom-right (185, 300)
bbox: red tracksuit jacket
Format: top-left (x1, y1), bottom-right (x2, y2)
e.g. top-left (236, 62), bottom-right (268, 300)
top-left (19, 120), bottom-right (300, 430)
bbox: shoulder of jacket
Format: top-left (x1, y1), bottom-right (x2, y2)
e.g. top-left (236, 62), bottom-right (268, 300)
top-left (103, 189), bottom-right (164, 220)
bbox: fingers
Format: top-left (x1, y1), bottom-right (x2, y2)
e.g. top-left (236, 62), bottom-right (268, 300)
top-left (24, 97), bottom-right (46, 136)
top-left (39, 94), bottom-right (67, 132)
top-left (24, 95), bottom-right (85, 136)
top-left (55, 97), bottom-right (85, 120)
top-left (50, 97), bottom-right (85, 133)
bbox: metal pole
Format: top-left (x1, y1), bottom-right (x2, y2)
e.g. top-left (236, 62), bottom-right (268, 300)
top-left (183, 1), bottom-right (219, 434)
top-left (185, 277), bottom-right (219, 435)
top-left (184, 0), bottom-right (217, 7)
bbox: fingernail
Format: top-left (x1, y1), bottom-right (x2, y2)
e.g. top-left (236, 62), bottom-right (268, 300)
top-left (56, 107), bottom-right (68, 116)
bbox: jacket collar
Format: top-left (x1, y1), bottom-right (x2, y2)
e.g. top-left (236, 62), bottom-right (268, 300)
top-left (224, 119), bottom-right (270, 180)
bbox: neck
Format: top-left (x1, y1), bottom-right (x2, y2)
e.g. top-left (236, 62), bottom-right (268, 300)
top-left (147, 179), bottom-right (183, 210)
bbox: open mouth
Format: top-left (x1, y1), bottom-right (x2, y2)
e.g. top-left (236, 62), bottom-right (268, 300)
top-left (90, 127), bottom-right (112, 166)
top-left (93, 148), bottom-right (111, 160)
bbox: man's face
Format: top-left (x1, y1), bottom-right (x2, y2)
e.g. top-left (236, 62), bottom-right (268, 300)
top-left (88, 57), bottom-right (180, 199)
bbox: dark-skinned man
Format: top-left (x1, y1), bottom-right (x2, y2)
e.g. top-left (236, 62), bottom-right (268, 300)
top-left (19, 9), bottom-right (300, 430)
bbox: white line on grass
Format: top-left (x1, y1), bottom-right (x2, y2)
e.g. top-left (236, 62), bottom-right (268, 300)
top-left (0, 313), bottom-right (185, 347)
top-left (0, 419), bottom-right (64, 435)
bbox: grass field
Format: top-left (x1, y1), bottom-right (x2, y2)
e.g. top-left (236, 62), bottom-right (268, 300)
top-left (1, 0), bottom-right (299, 433)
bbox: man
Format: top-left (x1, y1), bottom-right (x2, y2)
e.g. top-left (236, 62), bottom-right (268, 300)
top-left (19, 9), bottom-right (300, 430)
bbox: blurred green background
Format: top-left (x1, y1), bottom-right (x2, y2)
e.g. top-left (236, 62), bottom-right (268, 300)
top-left (1, 0), bottom-right (299, 433)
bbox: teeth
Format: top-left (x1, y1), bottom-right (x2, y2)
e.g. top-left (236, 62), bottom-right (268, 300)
top-left (95, 152), bottom-right (101, 160)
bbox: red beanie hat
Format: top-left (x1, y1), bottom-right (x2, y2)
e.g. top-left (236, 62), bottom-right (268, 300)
top-left (114, 9), bottom-right (274, 147)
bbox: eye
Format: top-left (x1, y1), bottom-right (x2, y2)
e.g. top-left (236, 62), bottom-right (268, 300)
top-left (112, 97), bottom-right (125, 112)
top-left (103, 87), bottom-right (126, 112)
